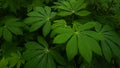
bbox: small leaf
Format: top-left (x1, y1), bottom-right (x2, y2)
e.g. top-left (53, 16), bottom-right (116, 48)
top-left (66, 35), bottom-right (78, 61)
top-left (43, 22), bottom-right (51, 37)
top-left (29, 21), bottom-right (44, 32)
top-left (53, 32), bottom-right (73, 44)
top-left (79, 22), bottom-right (96, 31)
top-left (3, 28), bottom-right (12, 41)
top-left (75, 10), bottom-right (90, 16)
top-left (58, 11), bottom-right (72, 16)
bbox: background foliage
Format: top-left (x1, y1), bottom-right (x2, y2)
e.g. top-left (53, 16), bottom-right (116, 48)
top-left (0, 0), bottom-right (120, 68)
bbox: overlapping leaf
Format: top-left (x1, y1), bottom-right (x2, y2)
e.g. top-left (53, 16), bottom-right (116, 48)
top-left (24, 6), bottom-right (56, 37)
top-left (0, 17), bottom-right (23, 41)
top-left (52, 20), bottom-right (102, 62)
top-left (54, 0), bottom-right (90, 16)
top-left (23, 36), bottom-right (66, 68)
top-left (95, 24), bottom-right (120, 62)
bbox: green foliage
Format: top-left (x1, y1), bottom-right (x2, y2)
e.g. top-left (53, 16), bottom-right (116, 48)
top-left (0, 0), bottom-right (120, 68)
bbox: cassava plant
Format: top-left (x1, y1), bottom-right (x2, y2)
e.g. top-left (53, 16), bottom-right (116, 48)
top-left (0, 0), bottom-right (120, 68)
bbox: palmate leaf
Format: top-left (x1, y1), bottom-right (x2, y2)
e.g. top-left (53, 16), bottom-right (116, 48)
top-left (23, 36), bottom-right (66, 68)
top-left (95, 24), bottom-right (120, 62)
top-left (7, 52), bottom-right (25, 68)
top-left (24, 6), bottom-right (56, 37)
top-left (52, 20), bottom-right (102, 62)
top-left (54, 0), bottom-right (90, 16)
top-left (0, 16), bottom-right (23, 41)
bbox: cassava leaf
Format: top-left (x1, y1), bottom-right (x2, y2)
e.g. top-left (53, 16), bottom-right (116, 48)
top-left (66, 35), bottom-right (78, 61)
top-left (101, 40), bottom-right (112, 62)
top-left (78, 35), bottom-right (92, 63)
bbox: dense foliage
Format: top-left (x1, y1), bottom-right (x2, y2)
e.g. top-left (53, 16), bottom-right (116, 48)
top-left (0, 0), bottom-right (120, 68)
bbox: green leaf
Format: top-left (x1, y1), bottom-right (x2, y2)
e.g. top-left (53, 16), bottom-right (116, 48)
top-left (66, 35), bottom-right (78, 61)
top-left (24, 17), bottom-right (41, 24)
top-left (7, 26), bottom-right (23, 35)
top-left (25, 6), bottom-right (55, 32)
top-left (3, 28), bottom-right (12, 41)
top-left (43, 22), bottom-right (51, 37)
top-left (53, 32), bottom-right (73, 44)
top-left (75, 10), bottom-right (90, 16)
top-left (101, 40), bottom-right (112, 62)
top-left (24, 40), bottom-right (59, 68)
top-left (51, 51), bottom-right (66, 65)
top-left (25, 41), bottom-right (44, 50)
top-left (0, 58), bottom-right (8, 68)
top-left (54, 0), bottom-right (88, 16)
top-left (37, 36), bottom-right (48, 48)
top-left (29, 21), bottom-right (44, 32)
top-left (52, 19), bottom-right (67, 29)
top-left (79, 22), bottom-right (96, 31)
top-left (58, 11), bottom-right (72, 16)
top-left (0, 27), bottom-right (3, 38)
top-left (82, 31), bottom-right (104, 40)
top-left (37, 54), bottom-right (47, 68)
top-left (47, 54), bottom-right (56, 68)
top-left (107, 40), bottom-right (120, 59)
top-left (78, 35), bottom-right (92, 63)
top-left (86, 36), bottom-right (102, 56)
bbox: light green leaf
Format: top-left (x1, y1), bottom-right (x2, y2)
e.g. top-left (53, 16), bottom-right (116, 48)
top-left (78, 35), bottom-right (92, 63)
top-left (79, 22), bottom-right (96, 31)
top-left (75, 10), bottom-right (90, 16)
top-left (58, 11), bottom-right (72, 16)
top-left (66, 35), bottom-right (78, 61)
top-left (53, 32), bottom-right (73, 44)
top-left (86, 36), bottom-right (102, 56)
